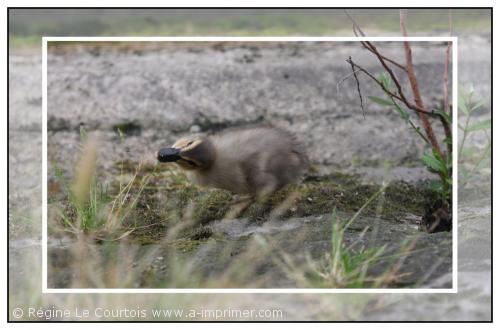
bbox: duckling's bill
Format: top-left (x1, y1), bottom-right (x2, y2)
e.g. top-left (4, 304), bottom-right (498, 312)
top-left (157, 147), bottom-right (182, 162)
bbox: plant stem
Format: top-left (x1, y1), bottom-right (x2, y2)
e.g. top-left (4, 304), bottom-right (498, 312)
top-left (458, 114), bottom-right (471, 160)
top-left (400, 9), bottom-right (444, 161)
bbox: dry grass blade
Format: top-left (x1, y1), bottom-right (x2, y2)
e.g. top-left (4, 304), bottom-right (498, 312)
top-left (71, 137), bottom-right (98, 210)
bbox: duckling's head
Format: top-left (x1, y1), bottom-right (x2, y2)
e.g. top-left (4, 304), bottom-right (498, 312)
top-left (157, 136), bottom-right (215, 170)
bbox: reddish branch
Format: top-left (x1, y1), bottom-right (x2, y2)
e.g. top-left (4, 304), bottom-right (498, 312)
top-left (399, 9), bottom-right (444, 160)
top-left (343, 9), bottom-right (453, 163)
top-left (442, 9), bottom-right (453, 157)
top-left (345, 10), bottom-right (441, 120)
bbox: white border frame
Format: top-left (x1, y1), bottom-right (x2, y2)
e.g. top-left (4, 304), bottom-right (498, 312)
top-left (42, 36), bottom-right (458, 294)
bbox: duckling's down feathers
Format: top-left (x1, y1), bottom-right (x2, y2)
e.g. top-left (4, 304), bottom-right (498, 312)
top-left (187, 127), bottom-right (309, 196)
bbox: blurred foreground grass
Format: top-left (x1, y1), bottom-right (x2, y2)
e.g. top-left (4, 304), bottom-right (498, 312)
top-left (42, 124), bottom-right (446, 290)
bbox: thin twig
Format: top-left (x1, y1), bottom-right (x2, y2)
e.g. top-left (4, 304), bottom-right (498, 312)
top-left (408, 120), bottom-right (431, 145)
top-left (345, 59), bottom-right (401, 100)
top-left (344, 9), bottom-right (449, 160)
top-left (362, 41), bottom-right (421, 115)
top-left (359, 40), bottom-right (408, 72)
top-left (458, 113), bottom-right (471, 160)
top-left (336, 68), bottom-right (361, 94)
top-left (349, 31), bottom-right (423, 115)
top-left (346, 58), bottom-right (441, 118)
top-left (349, 56), bottom-right (365, 118)
top-left (460, 138), bottom-right (491, 189)
top-left (345, 10), bottom-right (407, 72)
top-left (344, 11), bottom-right (433, 122)
top-left (389, 96), bottom-right (431, 145)
top-left (344, 9), bottom-right (366, 37)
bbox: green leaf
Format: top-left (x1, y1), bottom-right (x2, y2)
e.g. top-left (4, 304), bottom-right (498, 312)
top-left (428, 180), bottom-right (444, 193)
top-left (468, 119), bottom-right (491, 132)
top-left (435, 109), bottom-right (452, 124)
top-left (470, 98), bottom-right (488, 112)
top-left (368, 96), bottom-right (394, 106)
top-left (422, 152), bottom-right (441, 173)
top-left (477, 157), bottom-right (491, 170)
top-left (457, 94), bottom-right (469, 116)
top-left (432, 147), bottom-right (444, 162)
top-left (459, 147), bottom-right (476, 158)
top-left (422, 151), bottom-right (447, 175)
top-left (378, 73), bottom-right (391, 90)
top-left (393, 103), bottom-right (410, 122)
top-left (431, 148), bottom-right (449, 173)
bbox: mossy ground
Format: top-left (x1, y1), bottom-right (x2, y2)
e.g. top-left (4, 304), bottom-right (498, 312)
top-left (48, 160), bottom-right (438, 246)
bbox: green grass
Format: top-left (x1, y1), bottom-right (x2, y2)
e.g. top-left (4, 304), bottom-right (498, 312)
top-left (52, 137), bottom-right (154, 240)
top-left (46, 134), bottom-right (439, 288)
top-left (42, 89), bottom-right (491, 291)
top-left (50, 155), bottom-right (436, 243)
top-left (458, 86), bottom-right (491, 190)
top-left (256, 185), bottom-right (429, 288)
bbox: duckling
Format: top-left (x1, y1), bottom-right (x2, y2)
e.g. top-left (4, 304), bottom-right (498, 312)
top-left (157, 126), bottom-right (309, 199)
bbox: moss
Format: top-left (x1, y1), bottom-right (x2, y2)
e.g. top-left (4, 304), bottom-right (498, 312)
top-left (170, 238), bottom-right (207, 253)
top-left (188, 225), bottom-right (214, 240)
top-left (241, 200), bottom-right (271, 220)
top-left (176, 186), bottom-right (200, 209)
top-left (63, 160), bottom-right (437, 244)
top-left (192, 190), bottom-right (233, 223)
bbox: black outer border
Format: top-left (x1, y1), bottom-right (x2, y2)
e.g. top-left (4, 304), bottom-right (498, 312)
top-left (6, 6), bottom-right (494, 323)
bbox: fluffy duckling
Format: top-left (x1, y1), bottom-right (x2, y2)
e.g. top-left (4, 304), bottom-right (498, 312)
top-left (157, 126), bottom-right (309, 199)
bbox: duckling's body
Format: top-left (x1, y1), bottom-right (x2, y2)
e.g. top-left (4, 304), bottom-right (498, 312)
top-left (158, 127), bottom-right (309, 198)
top-left (190, 127), bottom-right (308, 196)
